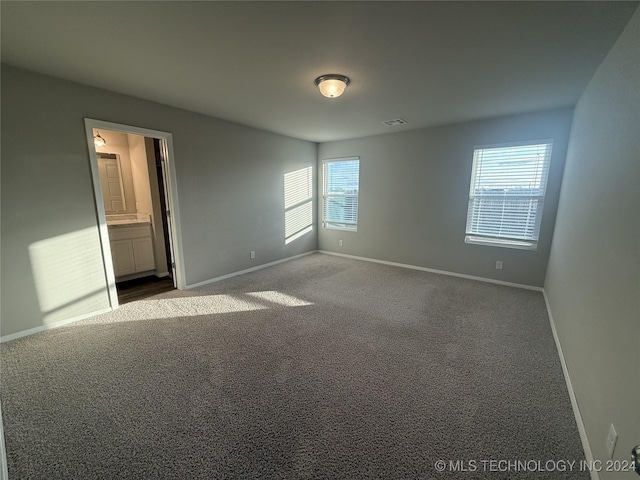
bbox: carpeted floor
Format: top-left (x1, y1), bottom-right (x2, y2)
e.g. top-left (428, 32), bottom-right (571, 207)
top-left (1, 253), bottom-right (588, 479)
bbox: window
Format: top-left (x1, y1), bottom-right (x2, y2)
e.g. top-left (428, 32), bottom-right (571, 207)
top-left (465, 142), bottom-right (553, 250)
top-left (322, 157), bottom-right (360, 231)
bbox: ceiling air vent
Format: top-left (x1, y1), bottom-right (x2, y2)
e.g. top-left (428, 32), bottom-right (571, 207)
top-left (382, 118), bottom-right (408, 127)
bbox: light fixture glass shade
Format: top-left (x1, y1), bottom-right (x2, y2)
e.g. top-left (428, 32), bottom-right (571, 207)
top-left (94, 131), bottom-right (107, 147)
top-left (315, 74), bottom-right (350, 98)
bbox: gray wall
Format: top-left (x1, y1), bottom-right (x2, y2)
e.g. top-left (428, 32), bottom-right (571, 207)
top-left (1, 65), bottom-right (317, 337)
top-left (544, 7), bottom-right (640, 477)
top-left (318, 108), bottom-right (574, 287)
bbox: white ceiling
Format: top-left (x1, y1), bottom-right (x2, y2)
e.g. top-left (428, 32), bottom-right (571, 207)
top-left (1, 1), bottom-right (637, 143)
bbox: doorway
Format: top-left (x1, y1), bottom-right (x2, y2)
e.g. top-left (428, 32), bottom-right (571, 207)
top-left (84, 119), bottom-right (185, 309)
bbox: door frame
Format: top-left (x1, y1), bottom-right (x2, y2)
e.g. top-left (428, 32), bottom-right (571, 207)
top-left (84, 119), bottom-right (186, 309)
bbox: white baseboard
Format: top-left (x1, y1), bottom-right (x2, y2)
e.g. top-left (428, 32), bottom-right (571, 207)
top-left (318, 250), bottom-right (543, 291)
top-left (0, 307), bottom-right (113, 344)
top-left (543, 290), bottom-right (598, 480)
top-left (185, 251), bottom-right (317, 290)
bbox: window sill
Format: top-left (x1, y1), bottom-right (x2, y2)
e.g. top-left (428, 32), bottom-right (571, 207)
top-left (465, 235), bottom-right (537, 251)
top-left (323, 223), bottom-right (357, 232)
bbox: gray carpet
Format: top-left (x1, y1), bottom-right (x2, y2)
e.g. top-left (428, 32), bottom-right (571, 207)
top-left (1, 253), bottom-right (588, 479)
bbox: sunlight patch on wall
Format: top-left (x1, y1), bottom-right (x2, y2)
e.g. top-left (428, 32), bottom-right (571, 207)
top-left (28, 227), bottom-right (109, 324)
top-left (284, 166), bottom-right (313, 244)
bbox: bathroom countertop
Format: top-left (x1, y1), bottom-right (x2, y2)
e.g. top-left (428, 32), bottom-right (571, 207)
top-left (106, 214), bottom-right (151, 227)
top-left (107, 219), bottom-right (152, 227)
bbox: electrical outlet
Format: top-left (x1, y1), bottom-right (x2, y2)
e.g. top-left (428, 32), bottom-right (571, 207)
top-left (495, 261), bottom-right (503, 270)
top-left (339, 240), bottom-right (343, 247)
top-left (605, 423), bottom-right (617, 459)
top-left (250, 251), bottom-right (255, 259)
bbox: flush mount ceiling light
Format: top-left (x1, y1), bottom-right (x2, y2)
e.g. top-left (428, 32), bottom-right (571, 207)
top-left (315, 74), bottom-right (350, 98)
top-left (93, 131), bottom-right (107, 147)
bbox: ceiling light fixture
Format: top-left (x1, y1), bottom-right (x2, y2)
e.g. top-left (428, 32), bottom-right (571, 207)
top-left (315, 74), bottom-right (350, 98)
top-left (93, 131), bottom-right (107, 147)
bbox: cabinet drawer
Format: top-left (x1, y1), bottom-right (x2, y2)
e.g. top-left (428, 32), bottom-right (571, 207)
top-left (108, 224), bottom-right (152, 241)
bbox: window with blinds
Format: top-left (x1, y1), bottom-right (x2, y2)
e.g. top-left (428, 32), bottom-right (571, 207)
top-left (465, 142), bottom-right (553, 250)
top-left (323, 158), bottom-right (360, 231)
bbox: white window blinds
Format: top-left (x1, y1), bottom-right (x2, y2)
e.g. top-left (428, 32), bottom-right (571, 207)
top-left (323, 158), bottom-right (360, 231)
top-left (465, 142), bottom-right (553, 250)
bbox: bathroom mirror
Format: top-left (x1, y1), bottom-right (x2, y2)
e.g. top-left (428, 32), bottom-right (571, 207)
top-left (97, 153), bottom-right (127, 213)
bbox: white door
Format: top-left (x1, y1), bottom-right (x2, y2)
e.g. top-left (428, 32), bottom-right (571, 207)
top-left (158, 140), bottom-right (177, 286)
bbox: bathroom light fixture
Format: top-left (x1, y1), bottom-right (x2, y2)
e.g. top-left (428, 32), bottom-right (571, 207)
top-left (94, 131), bottom-right (107, 147)
top-left (315, 74), bottom-right (350, 98)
